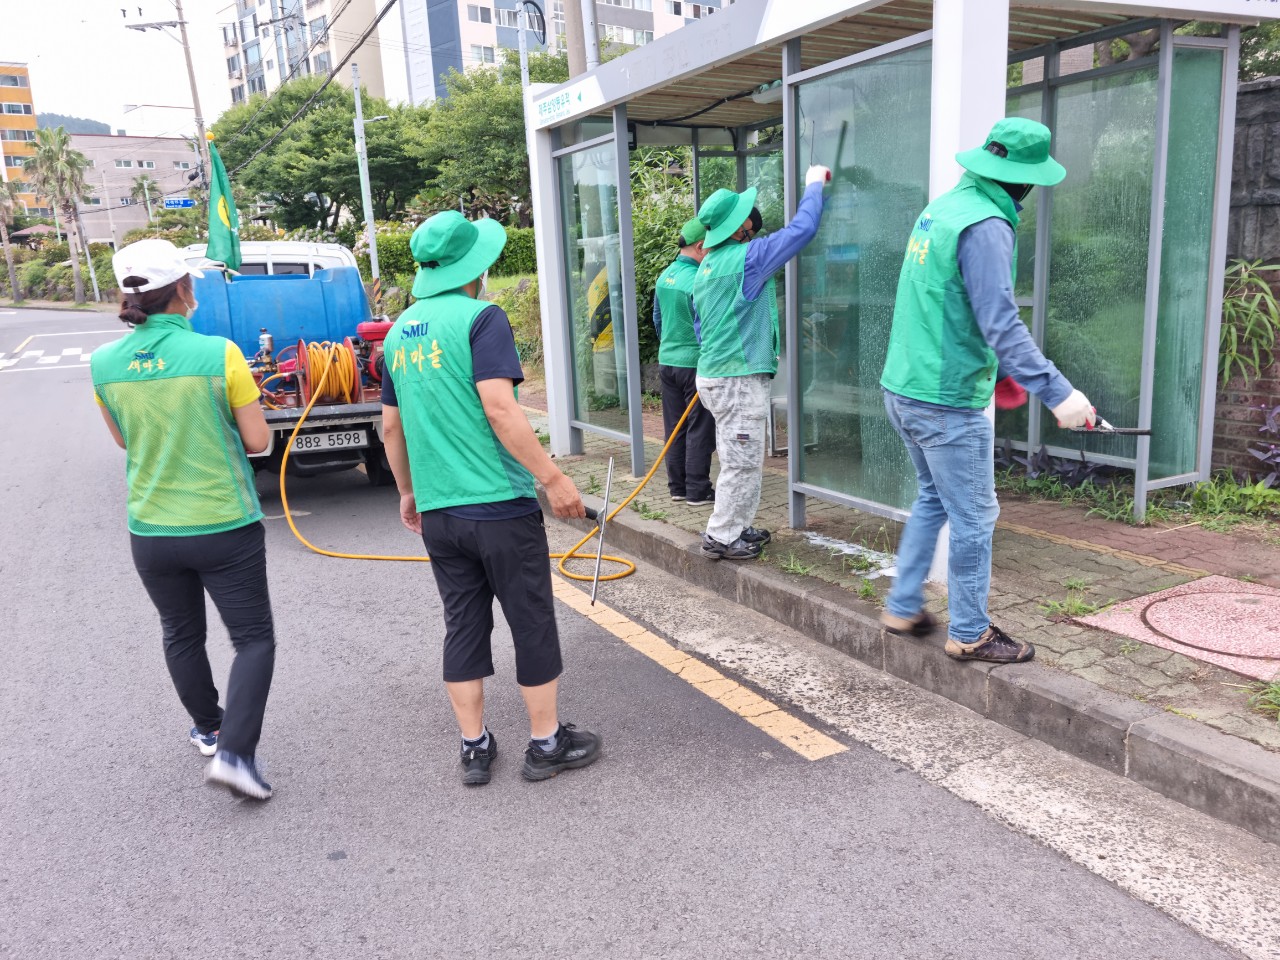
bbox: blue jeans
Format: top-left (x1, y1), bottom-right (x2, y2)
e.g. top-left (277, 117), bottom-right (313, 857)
top-left (883, 391), bottom-right (998, 643)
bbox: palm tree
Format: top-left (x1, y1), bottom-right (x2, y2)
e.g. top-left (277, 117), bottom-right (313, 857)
top-left (26, 127), bottom-right (89, 304)
top-left (0, 180), bottom-right (22, 304)
top-left (131, 173), bottom-right (158, 223)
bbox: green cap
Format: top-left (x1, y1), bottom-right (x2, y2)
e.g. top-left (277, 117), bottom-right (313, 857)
top-left (679, 217), bottom-right (706, 246)
top-left (697, 187), bottom-right (758, 248)
top-left (956, 117), bottom-right (1066, 187)
top-left (410, 210), bottom-right (508, 299)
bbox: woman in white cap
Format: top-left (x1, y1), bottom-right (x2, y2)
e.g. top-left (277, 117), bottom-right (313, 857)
top-left (92, 238), bottom-right (277, 800)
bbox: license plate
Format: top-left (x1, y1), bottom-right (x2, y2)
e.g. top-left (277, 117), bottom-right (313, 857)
top-left (291, 429), bottom-right (368, 453)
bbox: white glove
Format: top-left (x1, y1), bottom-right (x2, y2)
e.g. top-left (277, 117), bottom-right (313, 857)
top-left (805, 165), bottom-right (832, 188)
top-left (1052, 389), bottom-right (1096, 429)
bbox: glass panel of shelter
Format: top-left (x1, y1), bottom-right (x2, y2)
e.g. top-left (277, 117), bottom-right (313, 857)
top-left (557, 141), bottom-right (631, 435)
top-left (792, 41), bottom-right (933, 512)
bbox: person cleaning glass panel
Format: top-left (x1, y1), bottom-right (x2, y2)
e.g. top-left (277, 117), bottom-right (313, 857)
top-left (653, 217), bottom-right (715, 505)
top-left (92, 238), bottom-right (277, 800)
top-left (879, 117), bottom-right (1095, 664)
top-left (692, 165), bottom-right (832, 561)
top-left (380, 210), bottom-right (601, 787)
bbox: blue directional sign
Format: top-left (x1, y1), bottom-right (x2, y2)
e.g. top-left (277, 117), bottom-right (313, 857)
top-left (163, 198), bottom-right (196, 209)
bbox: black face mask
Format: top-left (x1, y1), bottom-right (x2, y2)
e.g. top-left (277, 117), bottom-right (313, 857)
top-left (996, 180), bottom-right (1034, 203)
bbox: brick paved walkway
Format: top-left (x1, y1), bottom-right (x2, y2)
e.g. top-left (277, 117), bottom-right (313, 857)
top-left (523, 399), bottom-right (1280, 753)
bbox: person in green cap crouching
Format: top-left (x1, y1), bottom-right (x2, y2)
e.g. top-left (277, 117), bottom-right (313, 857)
top-left (381, 210), bottom-right (601, 786)
top-left (653, 217), bottom-right (715, 505)
top-left (879, 117), bottom-right (1095, 665)
top-left (693, 164), bottom-right (832, 560)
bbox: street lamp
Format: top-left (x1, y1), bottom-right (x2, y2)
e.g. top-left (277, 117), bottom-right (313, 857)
top-left (352, 63), bottom-right (389, 315)
top-left (123, 0), bottom-right (208, 170)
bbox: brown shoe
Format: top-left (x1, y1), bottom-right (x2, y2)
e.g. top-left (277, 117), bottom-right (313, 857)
top-left (880, 610), bottom-right (938, 637)
top-left (945, 624), bottom-right (1034, 664)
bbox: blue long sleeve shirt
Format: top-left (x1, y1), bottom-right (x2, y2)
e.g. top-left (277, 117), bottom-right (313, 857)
top-left (956, 217), bottom-right (1073, 409)
top-left (741, 181), bottom-right (826, 302)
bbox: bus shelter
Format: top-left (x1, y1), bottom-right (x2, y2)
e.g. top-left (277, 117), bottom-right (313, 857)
top-left (525, 0), bottom-right (1268, 524)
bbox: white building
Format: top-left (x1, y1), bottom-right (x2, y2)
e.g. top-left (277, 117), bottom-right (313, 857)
top-left (72, 134), bottom-right (202, 247)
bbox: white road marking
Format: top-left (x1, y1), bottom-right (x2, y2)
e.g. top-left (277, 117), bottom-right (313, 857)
top-left (37, 356), bottom-right (60, 364)
top-left (0, 364), bottom-right (91, 374)
top-left (61, 347), bottom-right (83, 356)
top-left (0, 359), bottom-right (16, 369)
top-left (262, 510), bottom-right (312, 520)
top-left (20, 329), bottom-right (119, 337)
top-left (21, 350), bottom-right (43, 359)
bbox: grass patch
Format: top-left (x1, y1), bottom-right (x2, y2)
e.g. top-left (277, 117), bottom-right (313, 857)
top-left (1041, 592), bottom-right (1111, 618)
top-left (485, 272), bottom-right (535, 293)
top-left (1063, 576), bottom-right (1092, 592)
top-left (1228, 680), bottom-right (1280, 724)
top-left (777, 552), bottom-right (815, 576)
top-left (857, 579), bottom-right (878, 602)
top-left (631, 500), bottom-right (667, 521)
top-left (585, 474), bottom-right (602, 496)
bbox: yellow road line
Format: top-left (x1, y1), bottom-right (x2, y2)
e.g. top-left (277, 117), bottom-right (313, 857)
top-left (996, 521), bottom-right (1208, 578)
top-left (551, 577), bottom-right (847, 762)
top-left (10, 334), bottom-right (33, 356)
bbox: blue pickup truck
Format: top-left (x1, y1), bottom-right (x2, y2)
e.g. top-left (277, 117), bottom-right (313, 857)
top-left (187, 250), bottom-right (395, 485)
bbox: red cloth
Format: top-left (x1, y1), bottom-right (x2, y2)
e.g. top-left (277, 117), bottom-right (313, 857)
top-left (994, 377), bottom-right (1027, 410)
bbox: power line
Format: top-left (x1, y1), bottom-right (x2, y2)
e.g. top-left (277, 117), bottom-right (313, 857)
top-left (227, 0), bottom-right (403, 181)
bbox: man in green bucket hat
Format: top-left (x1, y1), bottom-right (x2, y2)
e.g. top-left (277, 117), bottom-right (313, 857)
top-left (692, 163), bottom-right (832, 561)
top-left (879, 116), bottom-right (1095, 665)
top-left (381, 210), bottom-right (602, 786)
top-left (652, 216), bottom-right (715, 505)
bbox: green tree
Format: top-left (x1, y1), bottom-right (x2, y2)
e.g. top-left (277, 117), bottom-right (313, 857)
top-left (211, 77), bottom-right (428, 231)
top-left (26, 126), bottom-right (89, 303)
top-left (131, 174), bottom-right (159, 223)
top-left (412, 52), bottom-right (569, 226)
top-left (0, 180), bottom-right (23, 304)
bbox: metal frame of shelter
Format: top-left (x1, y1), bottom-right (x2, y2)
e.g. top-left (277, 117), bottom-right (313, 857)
top-left (524, 0), bottom-right (1267, 526)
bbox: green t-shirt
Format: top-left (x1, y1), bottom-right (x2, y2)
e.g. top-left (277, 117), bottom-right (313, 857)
top-left (655, 254), bottom-right (701, 369)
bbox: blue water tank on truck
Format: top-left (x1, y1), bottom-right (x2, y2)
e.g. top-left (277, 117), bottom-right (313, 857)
top-left (188, 261), bottom-right (396, 485)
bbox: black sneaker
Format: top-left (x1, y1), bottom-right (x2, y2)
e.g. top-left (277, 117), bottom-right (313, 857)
top-left (700, 534), bottom-right (763, 561)
top-left (205, 751), bottom-right (273, 800)
top-left (686, 492), bottom-right (715, 506)
top-left (460, 733), bottom-right (497, 786)
top-left (945, 623), bottom-right (1035, 664)
top-left (521, 723), bottom-right (602, 781)
top-left (740, 527), bottom-right (771, 546)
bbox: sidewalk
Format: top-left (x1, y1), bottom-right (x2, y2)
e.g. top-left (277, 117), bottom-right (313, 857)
top-left (524, 402), bottom-right (1280, 844)
top-left (0, 298), bottom-right (116, 312)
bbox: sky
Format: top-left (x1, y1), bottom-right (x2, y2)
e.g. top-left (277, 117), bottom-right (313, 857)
top-left (3, 1), bottom-right (233, 139)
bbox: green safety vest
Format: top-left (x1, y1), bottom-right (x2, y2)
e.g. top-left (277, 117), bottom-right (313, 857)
top-left (881, 173), bottom-right (1019, 409)
top-left (654, 255), bottom-right (701, 369)
top-left (692, 241), bottom-right (779, 378)
top-left (91, 313), bottom-right (262, 536)
top-left (385, 293), bottom-right (536, 513)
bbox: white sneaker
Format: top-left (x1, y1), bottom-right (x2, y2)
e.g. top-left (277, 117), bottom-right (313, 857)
top-left (205, 751), bottom-right (273, 800)
top-left (189, 727), bottom-right (218, 757)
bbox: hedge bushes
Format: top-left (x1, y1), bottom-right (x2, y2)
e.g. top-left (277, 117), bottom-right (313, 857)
top-left (356, 224), bottom-right (536, 283)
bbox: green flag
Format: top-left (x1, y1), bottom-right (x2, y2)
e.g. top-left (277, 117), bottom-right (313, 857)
top-left (206, 141), bottom-right (241, 271)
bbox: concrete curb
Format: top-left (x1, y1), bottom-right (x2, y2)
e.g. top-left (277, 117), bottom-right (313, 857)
top-left (0, 301), bottom-right (115, 313)
top-left (550, 492), bottom-right (1280, 846)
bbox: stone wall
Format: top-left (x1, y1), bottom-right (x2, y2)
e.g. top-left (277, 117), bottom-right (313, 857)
top-left (1216, 79), bottom-right (1280, 478)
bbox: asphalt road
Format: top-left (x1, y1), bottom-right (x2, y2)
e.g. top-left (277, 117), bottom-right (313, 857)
top-left (0, 307), bottom-right (1268, 960)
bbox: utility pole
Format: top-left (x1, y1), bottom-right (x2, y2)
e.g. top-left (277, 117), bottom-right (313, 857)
top-left (581, 0), bottom-right (601, 71)
top-left (125, 2), bottom-right (209, 171)
top-left (352, 63), bottom-right (383, 315)
top-left (72, 203), bottom-right (101, 302)
top-left (101, 171), bottom-right (119, 247)
top-left (518, 1), bottom-right (530, 90)
top-left (564, 0), bottom-right (586, 77)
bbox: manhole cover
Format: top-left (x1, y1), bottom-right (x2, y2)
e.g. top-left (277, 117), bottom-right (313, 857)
top-left (1141, 592), bottom-right (1280, 661)
top-left (1080, 575), bottom-right (1280, 681)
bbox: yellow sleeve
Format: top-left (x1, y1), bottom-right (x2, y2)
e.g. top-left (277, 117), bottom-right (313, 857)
top-left (225, 341), bottom-right (261, 409)
top-left (94, 391), bottom-right (106, 407)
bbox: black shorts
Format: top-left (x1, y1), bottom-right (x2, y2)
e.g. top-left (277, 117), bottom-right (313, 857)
top-left (421, 510), bottom-right (563, 687)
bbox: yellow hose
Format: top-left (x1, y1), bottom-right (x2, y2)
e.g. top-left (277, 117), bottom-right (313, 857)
top-left (277, 339), bottom-right (698, 582)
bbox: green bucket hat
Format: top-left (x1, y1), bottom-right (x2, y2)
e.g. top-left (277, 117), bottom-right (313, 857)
top-left (697, 187), bottom-right (758, 248)
top-left (956, 117), bottom-right (1066, 187)
top-left (410, 210), bottom-right (508, 299)
top-left (679, 217), bottom-right (706, 246)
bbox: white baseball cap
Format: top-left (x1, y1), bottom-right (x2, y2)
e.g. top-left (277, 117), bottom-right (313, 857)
top-left (112, 238), bottom-right (204, 294)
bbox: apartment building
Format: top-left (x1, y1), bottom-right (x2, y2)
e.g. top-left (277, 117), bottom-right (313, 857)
top-left (72, 134), bottom-right (202, 247)
top-left (218, 0), bottom-right (397, 107)
top-left (398, 0), bottom-right (732, 104)
top-left (0, 62), bottom-right (47, 218)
